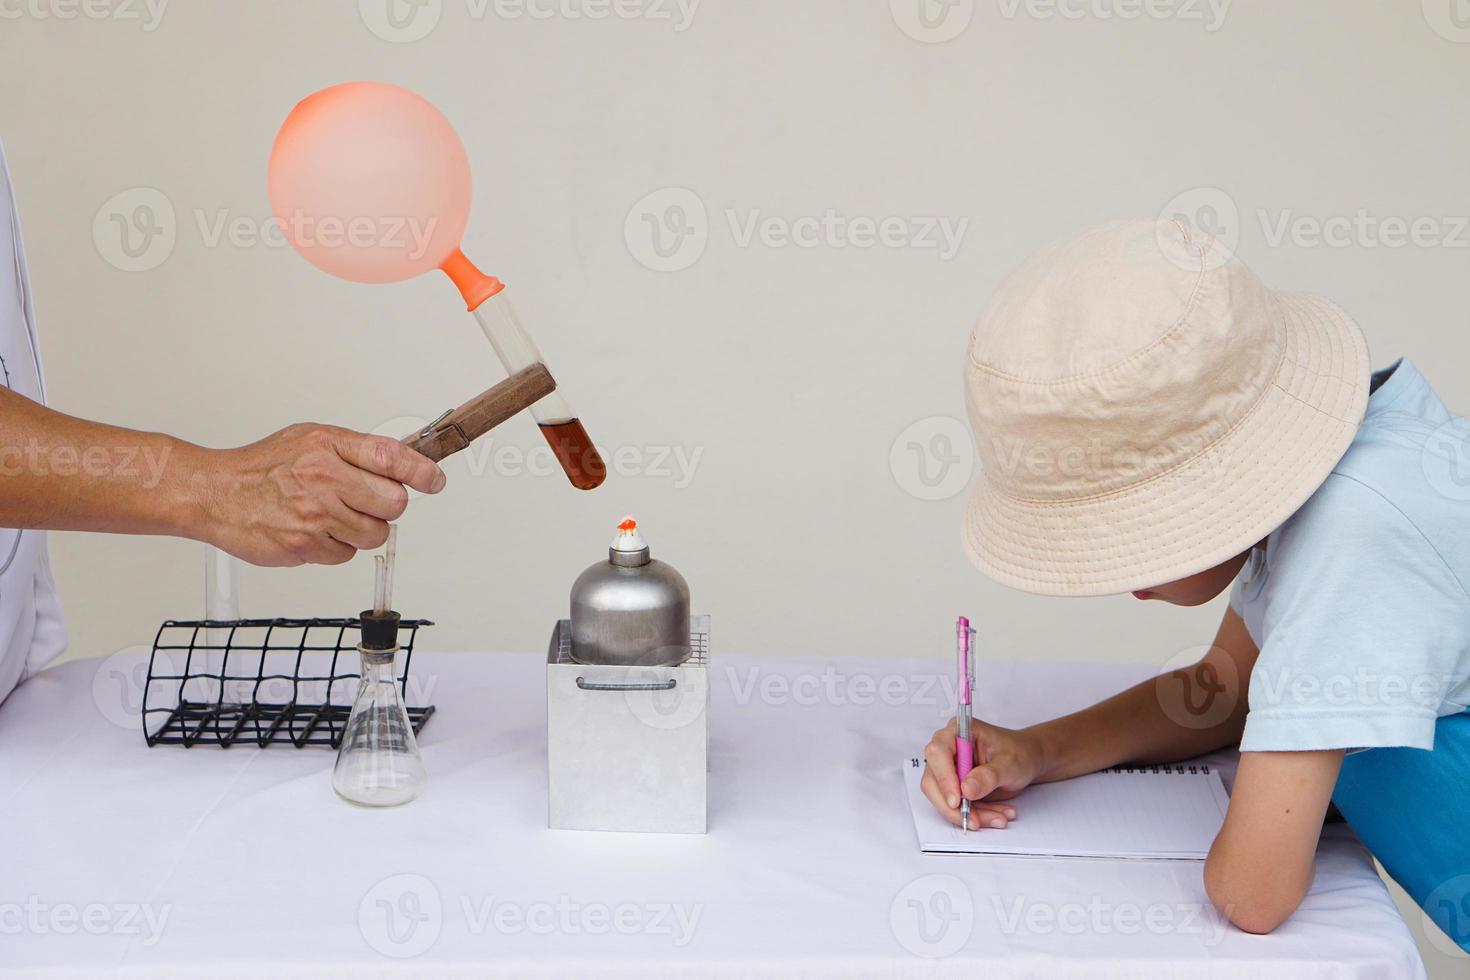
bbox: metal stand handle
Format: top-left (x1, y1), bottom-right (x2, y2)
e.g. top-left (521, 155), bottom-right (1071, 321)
top-left (575, 676), bottom-right (678, 692)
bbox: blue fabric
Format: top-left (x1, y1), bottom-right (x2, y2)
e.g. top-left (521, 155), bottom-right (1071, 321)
top-left (1331, 709), bottom-right (1470, 952)
top-left (1230, 359), bottom-right (1470, 752)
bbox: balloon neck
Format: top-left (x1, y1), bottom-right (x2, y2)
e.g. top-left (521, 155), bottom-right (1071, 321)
top-left (440, 248), bottom-right (505, 311)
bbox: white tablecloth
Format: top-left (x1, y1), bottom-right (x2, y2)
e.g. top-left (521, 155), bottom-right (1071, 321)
top-left (0, 651), bottom-right (1426, 979)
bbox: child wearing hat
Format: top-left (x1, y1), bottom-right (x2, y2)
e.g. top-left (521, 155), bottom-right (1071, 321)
top-left (920, 219), bottom-right (1470, 945)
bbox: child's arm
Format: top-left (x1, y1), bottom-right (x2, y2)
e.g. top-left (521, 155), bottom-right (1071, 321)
top-left (1031, 606), bottom-right (1260, 780)
top-left (922, 607), bottom-right (1259, 828)
top-left (1204, 749), bottom-right (1344, 933)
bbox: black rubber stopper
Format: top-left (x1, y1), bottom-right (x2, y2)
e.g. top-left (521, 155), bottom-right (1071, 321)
top-left (358, 610), bottom-right (401, 651)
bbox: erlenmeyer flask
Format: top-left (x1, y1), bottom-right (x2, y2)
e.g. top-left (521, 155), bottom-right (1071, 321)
top-left (332, 611), bottom-right (426, 807)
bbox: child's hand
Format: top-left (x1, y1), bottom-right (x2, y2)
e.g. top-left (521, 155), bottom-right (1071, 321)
top-left (920, 718), bottom-right (1048, 830)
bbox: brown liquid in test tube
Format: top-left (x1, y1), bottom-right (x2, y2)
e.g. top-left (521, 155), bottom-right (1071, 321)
top-left (539, 419), bottom-right (607, 490)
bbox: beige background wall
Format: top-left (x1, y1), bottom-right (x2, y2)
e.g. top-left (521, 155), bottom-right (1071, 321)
top-left (0, 1), bottom-right (1466, 971)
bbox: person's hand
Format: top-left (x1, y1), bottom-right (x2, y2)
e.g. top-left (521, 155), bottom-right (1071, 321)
top-left (198, 423), bottom-right (446, 566)
top-left (920, 717), bottom-right (1049, 830)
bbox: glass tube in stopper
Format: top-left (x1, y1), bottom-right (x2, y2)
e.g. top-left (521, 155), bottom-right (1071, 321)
top-left (471, 291), bottom-right (606, 490)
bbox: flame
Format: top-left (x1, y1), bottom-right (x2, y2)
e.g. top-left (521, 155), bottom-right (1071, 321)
top-left (617, 517), bottom-right (638, 533)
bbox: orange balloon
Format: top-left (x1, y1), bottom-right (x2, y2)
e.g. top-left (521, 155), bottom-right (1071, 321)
top-left (268, 81), bottom-right (473, 284)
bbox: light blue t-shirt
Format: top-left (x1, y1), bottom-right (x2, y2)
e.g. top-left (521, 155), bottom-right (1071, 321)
top-left (1231, 358), bottom-right (1470, 753)
top-left (1228, 358), bottom-right (1470, 951)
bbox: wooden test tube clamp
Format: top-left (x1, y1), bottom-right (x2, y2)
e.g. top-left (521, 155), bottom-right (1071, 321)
top-left (402, 363), bottom-right (556, 462)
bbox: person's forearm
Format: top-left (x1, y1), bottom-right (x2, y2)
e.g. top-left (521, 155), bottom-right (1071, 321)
top-left (0, 385), bottom-right (212, 539)
top-left (1027, 664), bottom-right (1246, 782)
top-left (1025, 609), bottom-right (1259, 783)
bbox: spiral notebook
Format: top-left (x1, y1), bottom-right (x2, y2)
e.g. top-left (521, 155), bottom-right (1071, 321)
top-left (902, 757), bottom-right (1230, 860)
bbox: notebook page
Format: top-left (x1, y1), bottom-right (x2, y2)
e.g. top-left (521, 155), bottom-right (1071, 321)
top-left (903, 758), bottom-right (1230, 860)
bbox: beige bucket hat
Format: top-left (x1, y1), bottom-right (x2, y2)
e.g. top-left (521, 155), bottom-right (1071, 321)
top-left (962, 219), bottom-right (1370, 597)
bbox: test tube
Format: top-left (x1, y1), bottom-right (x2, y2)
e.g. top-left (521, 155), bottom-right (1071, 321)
top-left (470, 292), bottom-right (607, 491)
top-left (377, 525), bottom-right (397, 615)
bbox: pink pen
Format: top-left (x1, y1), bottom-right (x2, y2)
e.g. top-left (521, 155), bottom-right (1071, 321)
top-left (955, 616), bottom-right (974, 832)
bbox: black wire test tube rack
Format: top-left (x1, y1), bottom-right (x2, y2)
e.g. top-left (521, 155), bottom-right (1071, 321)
top-left (142, 617), bottom-right (436, 748)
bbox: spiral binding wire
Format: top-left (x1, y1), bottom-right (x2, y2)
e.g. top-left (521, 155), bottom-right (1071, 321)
top-left (1104, 764), bottom-right (1212, 774)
